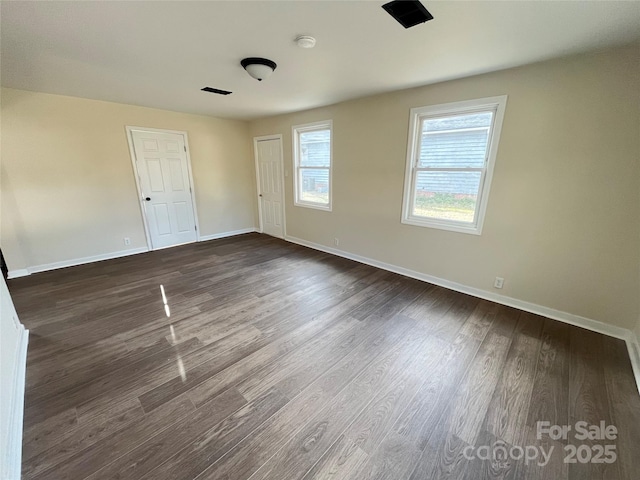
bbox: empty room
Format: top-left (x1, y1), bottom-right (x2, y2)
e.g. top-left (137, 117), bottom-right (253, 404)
top-left (1, 1), bottom-right (640, 479)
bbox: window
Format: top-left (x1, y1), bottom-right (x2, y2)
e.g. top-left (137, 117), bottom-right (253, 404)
top-left (293, 120), bottom-right (332, 210)
top-left (402, 96), bottom-right (507, 235)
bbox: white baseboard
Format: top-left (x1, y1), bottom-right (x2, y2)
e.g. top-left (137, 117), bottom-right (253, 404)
top-left (7, 269), bottom-right (30, 279)
top-left (199, 227), bottom-right (257, 242)
top-left (6, 229), bottom-right (259, 279)
top-left (627, 330), bottom-right (640, 397)
top-left (284, 234), bottom-right (640, 394)
top-left (29, 247), bottom-right (149, 275)
top-left (9, 247), bottom-right (149, 278)
top-left (2, 327), bottom-right (28, 480)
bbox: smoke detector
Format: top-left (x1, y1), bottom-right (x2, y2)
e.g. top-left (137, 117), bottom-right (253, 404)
top-left (295, 35), bottom-right (316, 48)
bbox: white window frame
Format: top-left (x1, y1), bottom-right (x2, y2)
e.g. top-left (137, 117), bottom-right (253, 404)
top-left (401, 96), bottom-right (508, 235)
top-left (292, 120), bottom-right (333, 211)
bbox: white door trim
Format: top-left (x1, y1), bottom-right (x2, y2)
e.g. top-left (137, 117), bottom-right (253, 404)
top-left (253, 134), bottom-right (286, 238)
top-left (125, 126), bottom-right (201, 250)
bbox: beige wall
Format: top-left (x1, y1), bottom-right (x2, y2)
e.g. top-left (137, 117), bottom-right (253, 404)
top-left (250, 45), bottom-right (640, 330)
top-left (1, 88), bottom-right (256, 271)
top-left (2, 46), bottom-right (638, 331)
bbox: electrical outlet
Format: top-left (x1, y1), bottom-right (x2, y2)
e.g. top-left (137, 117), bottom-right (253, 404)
top-left (124, 237), bottom-right (131, 246)
top-left (494, 277), bottom-right (504, 289)
top-left (334, 238), bottom-right (339, 247)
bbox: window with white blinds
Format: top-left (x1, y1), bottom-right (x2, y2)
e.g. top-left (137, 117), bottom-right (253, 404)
top-left (293, 120), bottom-right (332, 210)
top-left (402, 96), bottom-right (507, 234)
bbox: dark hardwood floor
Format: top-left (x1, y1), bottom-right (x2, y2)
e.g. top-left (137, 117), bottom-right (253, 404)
top-left (9, 233), bottom-right (640, 479)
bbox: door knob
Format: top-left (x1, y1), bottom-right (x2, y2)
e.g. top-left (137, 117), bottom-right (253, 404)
top-left (145, 197), bottom-right (151, 201)
top-left (259, 194), bottom-right (263, 197)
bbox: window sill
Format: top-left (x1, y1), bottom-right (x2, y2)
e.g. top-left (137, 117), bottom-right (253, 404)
top-left (294, 201), bottom-right (332, 212)
top-left (401, 216), bottom-right (482, 235)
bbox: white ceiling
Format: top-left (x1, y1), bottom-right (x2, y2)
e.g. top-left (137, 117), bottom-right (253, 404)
top-left (2, 1), bottom-right (639, 120)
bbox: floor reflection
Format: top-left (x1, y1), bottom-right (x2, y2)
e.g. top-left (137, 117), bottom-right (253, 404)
top-left (160, 284), bottom-right (186, 382)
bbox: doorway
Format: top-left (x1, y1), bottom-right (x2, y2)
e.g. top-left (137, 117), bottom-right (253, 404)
top-left (254, 135), bottom-right (285, 239)
top-left (127, 127), bottom-right (199, 250)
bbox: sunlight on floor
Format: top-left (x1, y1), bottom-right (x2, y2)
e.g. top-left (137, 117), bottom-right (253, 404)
top-left (161, 284), bottom-right (186, 382)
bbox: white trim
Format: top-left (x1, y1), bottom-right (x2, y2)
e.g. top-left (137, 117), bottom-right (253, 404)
top-left (198, 228), bottom-right (257, 242)
top-left (284, 234), bottom-right (627, 337)
top-left (626, 330), bottom-right (640, 396)
top-left (7, 269), bottom-right (30, 279)
top-left (253, 134), bottom-right (287, 239)
top-left (24, 247), bottom-right (148, 275)
top-left (125, 127), bottom-right (153, 249)
top-left (2, 326), bottom-right (28, 480)
top-left (284, 234), bottom-right (640, 394)
top-left (292, 120), bottom-right (333, 212)
top-left (0, 322), bottom-right (29, 480)
top-left (6, 231), bottom-right (259, 278)
top-left (125, 126), bottom-right (201, 249)
top-left (182, 132), bottom-right (201, 241)
top-left (401, 95), bottom-right (508, 235)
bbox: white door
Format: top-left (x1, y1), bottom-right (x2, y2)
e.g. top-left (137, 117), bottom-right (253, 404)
top-left (256, 138), bottom-right (284, 238)
top-left (130, 129), bottom-right (198, 250)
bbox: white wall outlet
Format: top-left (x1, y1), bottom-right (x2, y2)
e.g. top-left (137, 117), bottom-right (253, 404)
top-left (494, 277), bottom-right (504, 289)
top-left (124, 237), bottom-right (131, 246)
top-left (334, 238), bottom-right (339, 247)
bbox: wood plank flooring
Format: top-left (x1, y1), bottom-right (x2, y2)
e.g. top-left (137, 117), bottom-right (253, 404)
top-left (9, 233), bottom-right (640, 480)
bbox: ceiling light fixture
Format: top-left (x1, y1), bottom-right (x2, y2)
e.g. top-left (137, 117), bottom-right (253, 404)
top-left (240, 57), bottom-right (277, 81)
top-left (295, 35), bottom-right (316, 48)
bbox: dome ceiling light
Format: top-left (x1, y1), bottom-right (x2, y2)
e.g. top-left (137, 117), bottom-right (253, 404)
top-left (240, 57), bottom-right (277, 81)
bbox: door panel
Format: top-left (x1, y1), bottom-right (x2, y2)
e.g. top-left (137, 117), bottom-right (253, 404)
top-left (131, 130), bottom-right (197, 249)
top-left (256, 138), bottom-right (284, 238)
top-left (166, 141), bottom-right (180, 153)
top-left (143, 139), bottom-right (158, 151)
top-left (152, 204), bottom-right (172, 235)
top-left (147, 159), bottom-right (165, 192)
top-left (175, 202), bottom-right (191, 232)
top-left (168, 159), bottom-right (185, 191)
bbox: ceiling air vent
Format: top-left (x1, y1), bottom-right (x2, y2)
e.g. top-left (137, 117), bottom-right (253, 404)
top-left (201, 87), bottom-right (232, 95)
top-left (382, 0), bottom-right (433, 29)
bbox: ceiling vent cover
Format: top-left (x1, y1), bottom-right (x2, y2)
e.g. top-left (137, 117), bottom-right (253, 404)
top-left (382, 0), bottom-right (434, 28)
top-left (201, 87), bottom-right (232, 95)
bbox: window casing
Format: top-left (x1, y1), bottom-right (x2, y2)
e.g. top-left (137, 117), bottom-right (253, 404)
top-left (293, 121), bottom-right (332, 211)
top-left (401, 96), bottom-right (507, 235)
